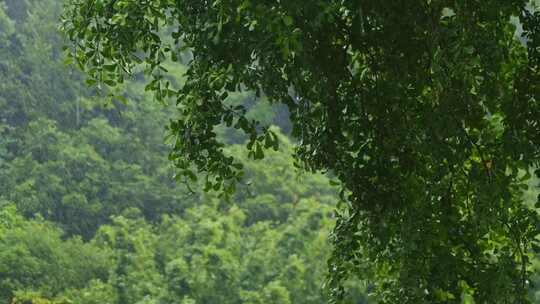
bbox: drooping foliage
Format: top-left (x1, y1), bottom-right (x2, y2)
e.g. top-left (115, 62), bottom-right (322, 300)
top-left (61, 1), bottom-right (540, 303)
top-left (0, 1), bottom-right (370, 303)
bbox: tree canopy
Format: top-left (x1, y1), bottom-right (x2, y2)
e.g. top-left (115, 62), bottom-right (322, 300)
top-left (61, 1), bottom-right (540, 303)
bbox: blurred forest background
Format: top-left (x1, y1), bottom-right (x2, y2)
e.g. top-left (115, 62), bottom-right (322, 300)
top-left (0, 0), bottom-right (539, 303)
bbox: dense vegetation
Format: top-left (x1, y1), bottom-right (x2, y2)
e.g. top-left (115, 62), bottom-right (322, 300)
top-left (1, 0), bottom-right (540, 303)
top-left (61, 0), bottom-right (540, 303)
top-left (0, 0), bottom-right (368, 303)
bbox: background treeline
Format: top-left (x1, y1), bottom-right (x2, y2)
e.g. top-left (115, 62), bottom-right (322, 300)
top-left (0, 0), bottom-right (538, 303)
